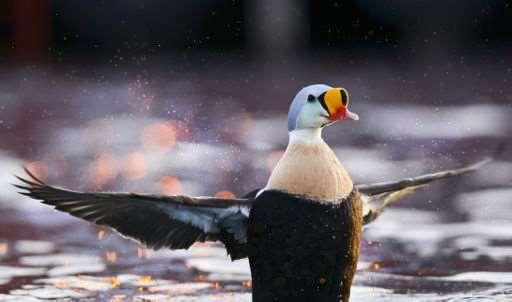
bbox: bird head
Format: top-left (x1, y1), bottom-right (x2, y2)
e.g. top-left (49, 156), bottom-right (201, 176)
top-left (287, 84), bottom-right (359, 132)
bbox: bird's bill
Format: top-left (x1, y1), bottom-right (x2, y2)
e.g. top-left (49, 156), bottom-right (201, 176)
top-left (323, 87), bottom-right (359, 121)
top-left (343, 109), bottom-right (359, 121)
top-left (328, 107), bottom-right (359, 121)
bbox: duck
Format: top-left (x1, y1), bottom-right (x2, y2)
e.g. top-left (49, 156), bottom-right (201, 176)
top-left (15, 84), bottom-right (490, 302)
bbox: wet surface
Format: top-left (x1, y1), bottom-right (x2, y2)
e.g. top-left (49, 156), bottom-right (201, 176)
top-left (0, 59), bottom-right (511, 301)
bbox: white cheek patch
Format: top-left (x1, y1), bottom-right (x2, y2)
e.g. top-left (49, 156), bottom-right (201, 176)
top-left (296, 102), bottom-right (329, 129)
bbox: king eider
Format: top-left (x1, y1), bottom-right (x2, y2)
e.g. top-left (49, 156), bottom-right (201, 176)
top-left (15, 84), bottom-right (490, 302)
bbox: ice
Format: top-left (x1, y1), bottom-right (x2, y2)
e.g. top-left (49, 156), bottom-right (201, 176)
top-left (455, 188), bottom-right (512, 221)
top-left (0, 266), bottom-right (46, 279)
top-left (14, 240), bottom-right (55, 254)
top-left (36, 275), bottom-right (116, 291)
top-left (143, 245), bottom-right (231, 260)
top-left (147, 282), bottom-right (212, 295)
top-left (444, 272), bottom-right (512, 284)
top-left (185, 258), bottom-right (250, 277)
top-left (156, 293), bottom-right (252, 302)
top-left (451, 235), bottom-right (506, 261)
top-left (364, 207), bottom-right (512, 258)
top-left (350, 286), bottom-right (406, 301)
top-left (134, 294), bottom-right (172, 302)
top-left (206, 273), bottom-right (250, 282)
top-left (0, 294), bottom-right (40, 302)
top-left (460, 245), bottom-right (512, 261)
top-left (10, 286), bottom-right (92, 299)
top-left (19, 253), bottom-right (103, 266)
top-left (47, 263), bottom-right (106, 276)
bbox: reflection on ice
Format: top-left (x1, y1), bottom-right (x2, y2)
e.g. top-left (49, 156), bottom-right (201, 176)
top-left (456, 188), bottom-right (512, 221)
top-left (10, 285), bottom-right (92, 300)
top-left (151, 293), bottom-right (252, 302)
top-left (0, 266), bottom-right (46, 280)
top-left (185, 258), bottom-right (250, 280)
top-left (14, 241), bottom-right (55, 254)
top-left (36, 275), bottom-right (120, 291)
top-left (443, 272), bottom-right (512, 284)
top-left (365, 207), bottom-right (512, 259)
top-left (19, 253), bottom-right (103, 267)
top-left (47, 263), bottom-right (107, 277)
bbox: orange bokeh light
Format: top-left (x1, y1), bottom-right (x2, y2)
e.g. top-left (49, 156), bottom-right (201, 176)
top-left (90, 152), bottom-right (118, 186)
top-left (110, 294), bottom-right (125, 301)
top-left (370, 262), bottom-right (382, 270)
top-left (242, 280), bottom-right (252, 288)
top-left (137, 247), bottom-right (152, 258)
top-left (194, 274), bottom-right (208, 282)
top-left (0, 243), bottom-right (8, 255)
top-left (53, 281), bottom-right (70, 289)
top-left (142, 122), bottom-right (177, 152)
top-left (214, 190), bottom-right (236, 199)
top-left (138, 275), bottom-right (154, 286)
top-left (159, 176), bottom-right (182, 195)
top-left (105, 251), bottom-right (117, 263)
top-left (122, 152), bottom-right (147, 180)
top-left (212, 282), bottom-right (222, 289)
top-left (104, 276), bottom-right (122, 288)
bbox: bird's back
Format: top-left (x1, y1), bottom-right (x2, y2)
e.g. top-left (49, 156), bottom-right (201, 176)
top-left (247, 189), bottom-right (362, 302)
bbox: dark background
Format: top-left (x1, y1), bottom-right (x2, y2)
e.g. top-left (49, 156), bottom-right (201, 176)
top-left (2, 1), bottom-right (512, 60)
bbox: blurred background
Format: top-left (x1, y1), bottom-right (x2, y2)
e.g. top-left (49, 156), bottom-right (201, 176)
top-left (0, 1), bottom-right (511, 301)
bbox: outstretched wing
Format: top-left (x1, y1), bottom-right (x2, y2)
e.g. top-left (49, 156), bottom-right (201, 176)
top-left (356, 158), bottom-right (491, 196)
top-left (15, 168), bottom-right (253, 260)
top-left (358, 158), bottom-right (491, 225)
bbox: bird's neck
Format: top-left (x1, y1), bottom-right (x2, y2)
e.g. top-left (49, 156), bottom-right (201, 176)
top-left (288, 128), bottom-right (324, 145)
top-left (264, 128), bottom-right (354, 202)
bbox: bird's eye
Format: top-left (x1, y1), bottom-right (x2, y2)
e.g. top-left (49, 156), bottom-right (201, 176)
top-left (307, 94), bottom-right (316, 103)
top-left (340, 89), bottom-right (349, 106)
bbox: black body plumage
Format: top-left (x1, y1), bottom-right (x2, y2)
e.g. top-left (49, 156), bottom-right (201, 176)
top-left (247, 189), bottom-right (362, 302)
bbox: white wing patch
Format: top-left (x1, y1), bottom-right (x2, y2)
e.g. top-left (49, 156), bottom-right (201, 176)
top-left (159, 204), bottom-right (249, 242)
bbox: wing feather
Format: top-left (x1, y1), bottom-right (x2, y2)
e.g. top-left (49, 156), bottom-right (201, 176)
top-left (356, 158), bottom-right (491, 196)
top-left (15, 169), bottom-right (252, 259)
top-left (358, 158), bottom-right (491, 225)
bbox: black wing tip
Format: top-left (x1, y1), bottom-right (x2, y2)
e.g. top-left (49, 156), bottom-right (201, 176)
top-left (13, 165), bottom-right (47, 189)
top-left (14, 175), bottom-right (38, 187)
top-left (13, 166), bottom-right (49, 199)
top-left (12, 183), bottom-right (30, 191)
top-left (22, 165), bottom-right (46, 185)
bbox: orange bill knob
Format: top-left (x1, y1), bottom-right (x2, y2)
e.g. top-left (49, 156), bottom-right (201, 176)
top-left (323, 88), bottom-right (359, 121)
